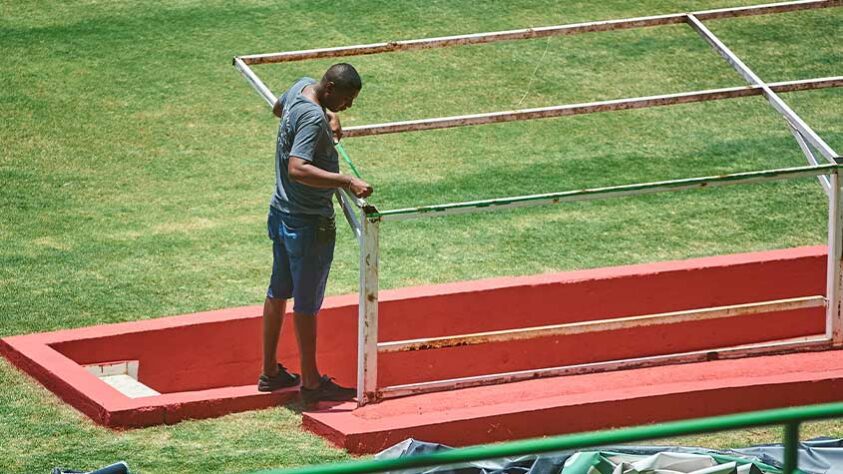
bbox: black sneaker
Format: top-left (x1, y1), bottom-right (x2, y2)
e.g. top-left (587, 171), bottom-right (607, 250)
top-left (300, 375), bottom-right (356, 404)
top-left (258, 363), bottom-right (300, 392)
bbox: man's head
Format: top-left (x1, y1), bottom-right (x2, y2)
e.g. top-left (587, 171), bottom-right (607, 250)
top-left (319, 63), bottom-right (362, 113)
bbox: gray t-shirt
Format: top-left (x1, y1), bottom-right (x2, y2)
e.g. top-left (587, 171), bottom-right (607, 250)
top-left (270, 77), bottom-right (339, 218)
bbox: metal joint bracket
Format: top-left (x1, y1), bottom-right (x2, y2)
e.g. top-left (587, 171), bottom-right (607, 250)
top-left (363, 205), bottom-right (380, 221)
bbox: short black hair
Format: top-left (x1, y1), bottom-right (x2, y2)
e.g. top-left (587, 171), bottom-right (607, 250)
top-left (323, 63), bottom-right (362, 91)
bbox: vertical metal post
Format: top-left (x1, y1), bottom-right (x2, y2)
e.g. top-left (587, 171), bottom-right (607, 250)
top-left (783, 422), bottom-right (801, 474)
top-left (357, 215), bottom-right (380, 406)
top-left (826, 169), bottom-right (843, 345)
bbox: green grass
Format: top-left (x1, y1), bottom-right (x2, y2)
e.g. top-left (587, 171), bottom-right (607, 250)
top-left (1, 0), bottom-right (841, 472)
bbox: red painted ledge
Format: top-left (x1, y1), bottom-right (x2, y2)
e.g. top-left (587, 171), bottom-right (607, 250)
top-left (0, 245), bottom-right (832, 431)
top-left (303, 349), bottom-right (843, 454)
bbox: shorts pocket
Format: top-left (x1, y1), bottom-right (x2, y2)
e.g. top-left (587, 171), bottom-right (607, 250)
top-left (281, 219), bottom-right (314, 257)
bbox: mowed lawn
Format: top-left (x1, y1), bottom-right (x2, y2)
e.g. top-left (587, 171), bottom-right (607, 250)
top-left (1, 0), bottom-right (842, 472)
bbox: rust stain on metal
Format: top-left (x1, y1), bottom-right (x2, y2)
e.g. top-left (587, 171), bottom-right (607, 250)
top-left (237, 1), bottom-right (840, 70)
top-left (379, 338), bottom-right (833, 401)
top-left (400, 337), bottom-right (479, 352)
top-left (696, 0), bottom-right (841, 21)
top-left (380, 297), bottom-right (825, 353)
top-left (342, 80), bottom-right (841, 138)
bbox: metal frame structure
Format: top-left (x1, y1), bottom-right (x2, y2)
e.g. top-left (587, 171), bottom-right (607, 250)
top-left (234, 0), bottom-right (843, 406)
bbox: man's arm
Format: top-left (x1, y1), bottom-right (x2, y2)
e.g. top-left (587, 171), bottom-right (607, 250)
top-left (288, 157), bottom-right (372, 198)
top-left (272, 98), bottom-right (283, 118)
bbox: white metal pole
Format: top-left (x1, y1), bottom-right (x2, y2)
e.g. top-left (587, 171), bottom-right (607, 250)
top-left (685, 14), bottom-right (840, 162)
top-left (336, 190), bottom-right (363, 242)
top-left (787, 125), bottom-right (830, 195)
top-left (232, 57), bottom-right (275, 107)
top-left (356, 216), bottom-right (380, 405)
top-left (826, 170), bottom-right (843, 344)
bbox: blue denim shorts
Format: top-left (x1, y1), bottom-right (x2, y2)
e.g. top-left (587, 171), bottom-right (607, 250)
top-left (266, 207), bottom-right (336, 316)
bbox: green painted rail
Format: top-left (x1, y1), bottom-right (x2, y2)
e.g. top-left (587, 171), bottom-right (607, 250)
top-left (257, 401), bottom-right (843, 474)
top-left (368, 163), bottom-right (839, 220)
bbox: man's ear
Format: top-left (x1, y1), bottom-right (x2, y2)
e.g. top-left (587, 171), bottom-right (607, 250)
top-left (324, 81), bottom-right (336, 94)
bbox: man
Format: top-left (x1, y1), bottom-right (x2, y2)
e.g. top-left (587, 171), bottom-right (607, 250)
top-left (258, 63), bottom-right (372, 404)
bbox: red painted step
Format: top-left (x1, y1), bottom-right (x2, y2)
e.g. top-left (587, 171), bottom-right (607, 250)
top-left (303, 349), bottom-right (843, 454)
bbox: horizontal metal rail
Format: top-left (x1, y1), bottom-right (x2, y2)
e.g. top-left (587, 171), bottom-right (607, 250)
top-left (379, 335), bottom-right (832, 400)
top-left (686, 14), bottom-right (840, 162)
top-left (378, 296), bottom-right (825, 353)
top-left (342, 77), bottom-right (843, 138)
top-left (238, 0), bottom-right (840, 65)
top-left (260, 401), bottom-right (843, 474)
top-left (371, 163), bottom-right (838, 221)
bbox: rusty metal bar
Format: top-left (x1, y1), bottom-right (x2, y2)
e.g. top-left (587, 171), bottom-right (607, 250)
top-left (378, 296), bottom-right (825, 353)
top-left (341, 77), bottom-right (843, 138)
top-left (378, 336), bottom-right (832, 400)
top-left (239, 15), bottom-right (684, 66)
top-left (827, 173), bottom-right (843, 345)
top-left (372, 163), bottom-right (837, 221)
top-left (357, 215), bottom-right (380, 406)
top-left (233, 57), bottom-right (275, 107)
top-left (766, 76), bottom-right (843, 93)
top-left (237, 0), bottom-right (840, 65)
top-left (685, 14), bottom-right (839, 162)
top-left (694, 0), bottom-right (842, 18)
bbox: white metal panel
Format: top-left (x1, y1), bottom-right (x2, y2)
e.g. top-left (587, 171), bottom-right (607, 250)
top-left (378, 296), bottom-right (826, 353)
top-left (379, 336), bottom-right (832, 399)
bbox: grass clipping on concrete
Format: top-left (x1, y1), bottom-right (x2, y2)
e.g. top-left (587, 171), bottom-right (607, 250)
top-left (1, 0), bottom-right (841, 472)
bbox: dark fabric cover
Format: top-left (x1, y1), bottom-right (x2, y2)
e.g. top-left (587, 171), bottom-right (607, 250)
top-left (376, 438), bottom-right (843, 474)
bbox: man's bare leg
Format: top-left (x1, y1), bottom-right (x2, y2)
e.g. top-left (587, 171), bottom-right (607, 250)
top-left (262, 296), bottom-right (286, 376)
top-left (294, 312), bottom-right (321, 389)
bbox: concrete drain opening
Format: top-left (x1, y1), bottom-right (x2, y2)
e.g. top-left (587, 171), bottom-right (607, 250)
top-left (84, 361), bottom-right (160, 398)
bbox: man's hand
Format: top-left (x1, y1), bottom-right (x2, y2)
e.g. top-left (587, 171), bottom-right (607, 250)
top-left (288, 157), bottom-right (372, 198)
top-left (346, 177), bottom-right (373, 199)
top-left (327, 111), bottom-right (343, 141)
